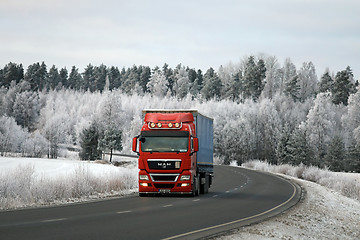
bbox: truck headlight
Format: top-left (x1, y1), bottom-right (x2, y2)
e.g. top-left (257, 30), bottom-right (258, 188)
top-left (139, 175), bottom-right (149, 181)
top-left (180, 175), bottom-right (191, 181)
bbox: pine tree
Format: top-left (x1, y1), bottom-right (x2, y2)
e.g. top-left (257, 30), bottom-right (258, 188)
top-left (47, 65), bottom-right (61, 90)
top-left (139, 66), bottom-right (151, 93)
top-left (68, 66), bottom-right (82, 90)
top-left (346, 142), bottom-right (360, 172)
top-left (288, 128), bottom-right (313, 166)
top-left (98, 125), bottom-right (122, 162)
top-left (83, 64), bottom-right (95, 91)
top-left (325, 135), bottom-right (345, 171)
top-left (284, 75), bottom-right (300, 101)
top-left (93, 64), bottom-right (107, 92)
top-left (24, 62), bottom-right (48, 91)
top-left (242, 56), bottom-right (266, 101)
top-left (79, 123), bottom-right (102, 160)
top-left (59, 67), bottom-right (68, 89)
top-left (276, 124), bottom-right (292, 164)
top-left (108, 66), bottom-right (121, 90)
top-left (319, 71), bottom-right (333, 93)
top-left (201, 68), bottom-right (222, 100)
top-left (332, 67), bottom-right (355, 105)
top-left (1, 62), bottom-right (24, 88)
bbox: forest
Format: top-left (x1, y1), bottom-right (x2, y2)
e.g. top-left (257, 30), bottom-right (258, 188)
top-left (0, 55), bottom-right (359, 172)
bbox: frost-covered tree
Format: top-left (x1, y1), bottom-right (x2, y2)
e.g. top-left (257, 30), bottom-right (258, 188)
top-left (281, 58), bottom-right (297, 94)
top-left (297, 62), bottom-right (317, 102)
top-left (0, 116), bottom-right (26, 156)
top-left (147, 70), bottom-right (168, 97)
top-left (22, 131), bottom-right (48, 158)
top-left (342, 86), bottom-right (360, 146)
top-left (261, 56), bottom-right (281, 99)
top-left (12, 91), bottom-right (40, 130)
top-left (173, 66), bottom-right (190, 99)
top-left (300, 93), bottom-right (337, 165)
top-left (257, 99), bottom-right (281, 163)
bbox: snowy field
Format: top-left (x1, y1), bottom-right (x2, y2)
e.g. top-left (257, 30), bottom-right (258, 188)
top-left (217, 161), bottom-right (360, 240)
top-left (0, 156), bottom-right (138, 210)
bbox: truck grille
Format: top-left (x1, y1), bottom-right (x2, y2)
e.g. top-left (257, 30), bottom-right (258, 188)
top-left (147, 159), bottom-right (181, 170)
top-left (150, 174), bottom-right (179, 182)
top-left (154, 184), bottom-right (175, 189)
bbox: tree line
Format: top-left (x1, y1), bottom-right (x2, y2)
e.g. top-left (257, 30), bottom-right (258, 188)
top-left (0, 56), bottom-right (359, 172)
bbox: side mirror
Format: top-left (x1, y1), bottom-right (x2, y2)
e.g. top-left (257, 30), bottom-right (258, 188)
top-left (193, 137), bottom-right (199, 152)
top-left (132, 136), bottom-right (139, 154)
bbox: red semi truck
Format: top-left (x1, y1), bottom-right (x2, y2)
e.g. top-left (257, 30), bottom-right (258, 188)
top-left (132, 110), bottom-right (213, 196)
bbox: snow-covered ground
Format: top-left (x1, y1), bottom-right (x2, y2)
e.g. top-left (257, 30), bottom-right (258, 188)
top-left (0, 156), bottom-right (138, 210)
top-left (217, 163), bottom-right (360, 240)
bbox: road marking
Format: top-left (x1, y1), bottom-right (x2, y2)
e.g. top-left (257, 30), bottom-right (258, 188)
top-left (225, 190), bottom-right (230, 193)
top-left (41, 218), bottom-right (67, 223)
top-left (193, 199), bottom-right (200, 202)
top-left (163, 204), bottom-right (173, 208)
top-left (116, 210), bottom-right (132, 214)
top-left (212, 195), bottom-right (218, 198)
top-left (162, 180), bottom-right (298, 240)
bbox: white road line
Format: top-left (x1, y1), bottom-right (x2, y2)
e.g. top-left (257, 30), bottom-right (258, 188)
top-left (212, 195), bottom-right (218, 198)
top-left (193, 199), bottom-right (200, 202)
top-left (163, 204), bottom-right (173, 208)
top-left (116, 210), bottom-right (132, 214)
top-left (226, 190), bottom-right (230, 193)
top-left (41, 218), bottom-right (67, 223)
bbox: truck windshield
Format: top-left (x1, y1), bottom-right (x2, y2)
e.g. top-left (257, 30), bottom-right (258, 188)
top-left (140, 131), bottom-right (189, 153)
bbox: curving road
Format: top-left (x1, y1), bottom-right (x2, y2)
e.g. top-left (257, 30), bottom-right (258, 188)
top-left (0, 165), bottom-right (301, 240)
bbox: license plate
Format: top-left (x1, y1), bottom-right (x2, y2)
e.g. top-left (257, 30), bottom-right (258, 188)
top-left (159, 189), bottom-right (171, 193)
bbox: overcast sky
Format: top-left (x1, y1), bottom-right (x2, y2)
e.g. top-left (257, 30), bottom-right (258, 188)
top-left (1, 0), bottom-right (359, 78)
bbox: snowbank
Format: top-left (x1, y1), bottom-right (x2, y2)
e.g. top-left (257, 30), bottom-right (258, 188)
top-left (216, 161), bottom-right (360, 239)
top-left (218, 176), bottom-right (360, 240)
top-left (0, 157), bottom-right (138, 210)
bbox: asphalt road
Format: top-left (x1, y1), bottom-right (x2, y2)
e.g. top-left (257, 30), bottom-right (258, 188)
top-left (0, 165), bottom-right (301, 240)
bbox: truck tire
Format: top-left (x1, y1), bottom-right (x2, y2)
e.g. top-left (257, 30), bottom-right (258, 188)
top-left (139, 193), bottom-right (147, 197)
top-left (200, 174), bottom-right (209, 194)
top-left (192, 175), bottom-right (200, 197)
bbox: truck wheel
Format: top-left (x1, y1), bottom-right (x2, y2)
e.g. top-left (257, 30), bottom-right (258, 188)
top-left (200, 174), bottom-right (209, 194)
top-left (139, 193), bottom-right (147, 197)
top-left (192, 175), bottom-right (200, 197)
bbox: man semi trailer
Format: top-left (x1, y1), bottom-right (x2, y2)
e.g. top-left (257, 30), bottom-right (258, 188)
top-left (132, 110), bottom-right (213, 196)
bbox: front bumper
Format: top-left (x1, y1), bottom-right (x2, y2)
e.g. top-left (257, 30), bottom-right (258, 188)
top-left (138, 171), bottom-right (193, 194)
